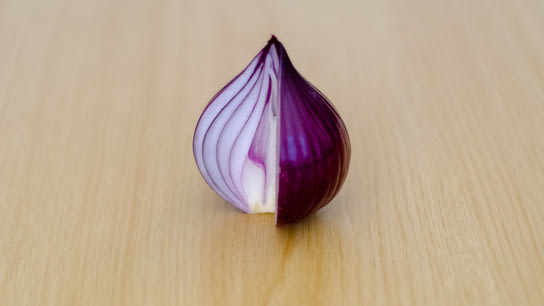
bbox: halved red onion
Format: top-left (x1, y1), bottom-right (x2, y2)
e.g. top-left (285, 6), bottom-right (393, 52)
top-left (193, 36), bottom-right (350, 226)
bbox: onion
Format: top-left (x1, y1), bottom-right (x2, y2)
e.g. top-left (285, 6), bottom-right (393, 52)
top-left (193, 36), bottom-right (351, 226)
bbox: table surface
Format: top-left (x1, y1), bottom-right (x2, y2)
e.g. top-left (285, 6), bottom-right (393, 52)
top-left (1, 0), bottom-right (544, 305)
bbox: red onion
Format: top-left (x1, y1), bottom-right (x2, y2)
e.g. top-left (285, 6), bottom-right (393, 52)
top-left (193, 36), bottom-right (350, 226)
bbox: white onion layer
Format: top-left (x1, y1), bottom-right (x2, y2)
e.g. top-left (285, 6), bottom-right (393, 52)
top-left (194, 46), bottom-right (280, 213)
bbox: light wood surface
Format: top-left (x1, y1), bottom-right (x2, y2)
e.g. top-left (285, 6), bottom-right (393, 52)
top-left (1, 0), bottom-right (544, 305)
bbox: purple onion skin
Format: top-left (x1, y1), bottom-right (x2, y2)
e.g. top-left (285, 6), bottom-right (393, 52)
top-left (272, 38), bottom-right (351, 225)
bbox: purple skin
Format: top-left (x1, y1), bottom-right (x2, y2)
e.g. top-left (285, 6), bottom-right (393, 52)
top-left (269, 37), bottom-right (351, 226)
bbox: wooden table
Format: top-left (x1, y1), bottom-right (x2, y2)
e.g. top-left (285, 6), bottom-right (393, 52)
top-left (1, 0), bottom-right (543, 305)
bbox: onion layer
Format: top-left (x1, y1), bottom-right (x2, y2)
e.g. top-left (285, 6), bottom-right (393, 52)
top-left (193, 36), bottom-right (350, 226)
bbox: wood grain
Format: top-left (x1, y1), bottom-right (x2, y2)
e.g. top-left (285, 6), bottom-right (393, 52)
top-left (1, 0), bottom-right (544, 305)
